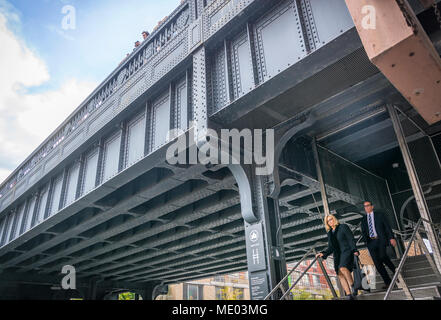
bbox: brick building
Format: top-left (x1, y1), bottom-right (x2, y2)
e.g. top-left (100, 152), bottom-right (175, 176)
top-left (287, 256), bottom-right (339, 299)
top-left (157, 272), bottom-right (250, 300)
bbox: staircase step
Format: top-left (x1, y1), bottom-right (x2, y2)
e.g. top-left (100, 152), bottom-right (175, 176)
top-left (402, 266), bottom-right (437, 278)
top-left (392, 254), bottom-right (431, 264)
top-left (370, 254), bottom-right (440, 287)
top-left (390, 258), bottom-right (432, 269)
top-left (403, 260), bottom-right (432, 270)
top-left (399, 275), bottom-right (440, 287)
top-left (372, 266), bottom-right (436, 281)
top-left (374, 275), bottom-right (440, 288)
top-left (355, 285), bottom-right (441, 300)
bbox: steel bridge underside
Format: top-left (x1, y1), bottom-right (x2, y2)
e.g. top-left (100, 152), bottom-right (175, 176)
top-left (0, 0), bottom-right (440, 298)
top-left (0, 70), bottom-right (431, 294)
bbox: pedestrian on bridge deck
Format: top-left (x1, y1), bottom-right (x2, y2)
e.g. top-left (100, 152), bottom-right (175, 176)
top-left (317, 214), bottom-right (359, 300)
top-left (142, 31), bottom-right (150, 41)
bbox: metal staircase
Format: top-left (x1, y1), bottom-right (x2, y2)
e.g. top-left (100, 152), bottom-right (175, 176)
top-left (356, 254), bottom-right (441, 300)
top-left (266, 217), bottom-right (441, 300)
top-left (357, 218), bottom-right (441, 300)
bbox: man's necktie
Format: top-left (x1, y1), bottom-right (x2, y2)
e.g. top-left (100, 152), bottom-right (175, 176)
top-left (368, 214), bottom-right (375, 238)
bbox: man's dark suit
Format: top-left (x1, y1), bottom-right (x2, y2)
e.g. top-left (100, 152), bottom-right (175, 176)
top-left (360, 210), bottom-right (396, 285)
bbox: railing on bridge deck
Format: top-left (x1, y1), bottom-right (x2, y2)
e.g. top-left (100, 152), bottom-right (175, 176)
top-left (0, 0), bottom-right (356, 250)
top-left (0, 0), bottom-right (193, 212)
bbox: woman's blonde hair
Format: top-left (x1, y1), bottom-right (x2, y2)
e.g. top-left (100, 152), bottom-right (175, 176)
top-left (324, 214), bottom-right (340, 232)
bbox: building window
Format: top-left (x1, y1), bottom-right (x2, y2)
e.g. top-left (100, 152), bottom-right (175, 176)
top-left (214, 275), bottom-right (224, 283)
top-left (187, 284), bottom-right (200, 300)
top-left (313, 275), bottom-right (320, 286)
top-left (229, 273), bottom-right (239, 284)
top-left (293, 271), bottom-right (301, 286)
top-left (235, 288), bottom-right (244, 300)
top-left (215, 287), bottom-right (224, 300)
top-left (331, 277), bottom-right (338, 288)
top-left (302, 275), bottom-right (310, 286)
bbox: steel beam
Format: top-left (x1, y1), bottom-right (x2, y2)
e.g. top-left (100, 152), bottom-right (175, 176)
top-left (77, 190), bottom-right (356, 280)
top-left (107, 213), bottom-right (361, 284)
top-left (1, 166), bottom-right (197, 269)
top-left (81, 210), bottom-right (320, 279)
top-left (23, 175), bottom-right (238, 273)
top-left (345, 0), bottom-right (441, 125)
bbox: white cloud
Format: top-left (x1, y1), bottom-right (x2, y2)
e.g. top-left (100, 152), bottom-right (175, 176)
top-left (0, 0), bottom-right (20, 25)
top-left (0, 12), bottom-right (97, 184)
top-left (46, 24), bottom-right (75, 41)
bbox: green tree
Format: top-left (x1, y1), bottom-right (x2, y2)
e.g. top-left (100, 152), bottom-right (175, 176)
top-left (219, 286), bottom-right (243, 300)
top-left (118, 292), bottom-right (136, 300)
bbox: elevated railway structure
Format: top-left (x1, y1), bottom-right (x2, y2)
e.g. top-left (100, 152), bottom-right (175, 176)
top-left (0, 0), bottom-right (441, 299)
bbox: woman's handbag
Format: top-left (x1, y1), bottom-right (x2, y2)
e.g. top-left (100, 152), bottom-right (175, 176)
top-left (353, 255), bottom-right (370, 293)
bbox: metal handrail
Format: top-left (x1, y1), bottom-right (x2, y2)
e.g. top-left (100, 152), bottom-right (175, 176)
top-left (264, 246), bottom-right (315, 300)
top-left (264, 241), bottom-right (329, 300)
top-left (267, 222), bottom-right (366, 300)
top-left (402, 217), bottom-right (441, 233)
top-left (384, 217), bottom-right (441, 300)
top-left (278, 251), bottom-right (338, 300)
top-left (384, 219), bottom-right (421, 300)
top-left (315, 248), bottom-right (339, 298)
top-left (280, 256), bottom-right (319, 300)
top-left (393, 228), bottom-right (416, 256)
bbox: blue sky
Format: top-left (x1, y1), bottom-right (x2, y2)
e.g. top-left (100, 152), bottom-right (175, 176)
top-left (4, 0), bottom-right (180, 92)
top-left (0, 0), bottom-right (180, 183)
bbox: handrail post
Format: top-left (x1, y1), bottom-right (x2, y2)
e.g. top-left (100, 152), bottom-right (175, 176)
top-left (314, 249), bottom-right (338, 299)
top-left (394, 241), bottom-right (402, 259)
top-left (384, 219), bottom-right (423, 300)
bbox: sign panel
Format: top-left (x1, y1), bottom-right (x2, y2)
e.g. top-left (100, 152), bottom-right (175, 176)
top-left (249, 271), bottom-right (270, 300)
top-left (245, 222), bottom-right (267, 272)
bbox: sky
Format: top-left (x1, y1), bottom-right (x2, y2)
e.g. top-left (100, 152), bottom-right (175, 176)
top-left (0, 0), bottom-right (180, 184)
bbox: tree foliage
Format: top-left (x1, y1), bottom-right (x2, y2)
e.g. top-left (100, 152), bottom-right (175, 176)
top-left (118, 292), bottom-right (136, 300)
top-left (218, 286), bottom-right (244, 300)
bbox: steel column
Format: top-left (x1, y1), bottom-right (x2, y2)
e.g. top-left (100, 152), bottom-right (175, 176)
top-left (241, 172), bottom-right (287, 300)
top-left (311, 137), bottom-right (331, 217)
top-left (266, 196), bottom-right (288, 298)
top-left (227, 160), bottom-right (288, 300)
top-left (387, 104), bottom-right (441, 273)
